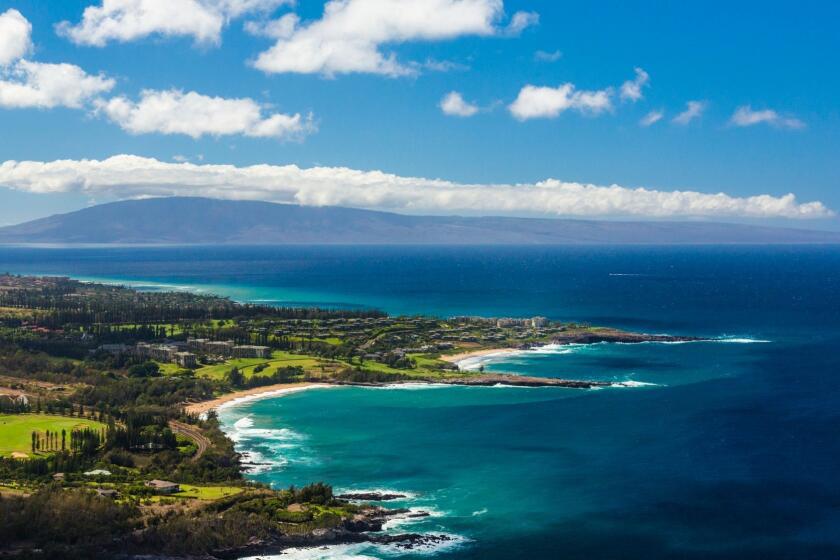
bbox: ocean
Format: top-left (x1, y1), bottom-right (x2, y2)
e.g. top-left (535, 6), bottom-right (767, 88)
top-left (2, 244), bottom-right (839, 559)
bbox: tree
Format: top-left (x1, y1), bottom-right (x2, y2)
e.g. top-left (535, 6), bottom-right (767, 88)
top-left (226, 367), bottom-right (244, 388)
top-left (31, 431), bottom-right (36, 453)
top-left (128, 361), bottom-right (161, 378)
top-left (61, 429), bottom-right (66, 451)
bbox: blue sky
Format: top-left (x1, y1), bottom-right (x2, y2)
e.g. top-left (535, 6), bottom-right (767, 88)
top-left (0, 0), bottom-right (838, 228)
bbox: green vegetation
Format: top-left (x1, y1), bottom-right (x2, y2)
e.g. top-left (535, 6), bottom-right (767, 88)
top-left (0, 414), bottom-right (105, 458)
top-left (171, 483), bottom-right (244, 500)
top-left (0, 274), bottom-right (638, 557)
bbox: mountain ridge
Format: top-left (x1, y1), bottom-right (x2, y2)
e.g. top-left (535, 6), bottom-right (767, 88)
top-left (1, 197), bottom-right (838, 245)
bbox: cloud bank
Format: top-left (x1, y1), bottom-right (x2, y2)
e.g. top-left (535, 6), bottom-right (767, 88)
top-left (252, 0), bottom-right (537, 76)
top-left (0, 155), bottom-right (831, 219)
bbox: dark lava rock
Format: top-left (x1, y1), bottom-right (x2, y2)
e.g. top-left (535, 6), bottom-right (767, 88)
top-left (336, 492), bottom-right (408, 501)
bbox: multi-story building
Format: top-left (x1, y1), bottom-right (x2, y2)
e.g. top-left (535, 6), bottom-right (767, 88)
top-left (205, 340), bottom-right (235, 356)
top-left (174, 352), bottom-right (198, 368)
top-left (232, 345), bottom-right (272, 359)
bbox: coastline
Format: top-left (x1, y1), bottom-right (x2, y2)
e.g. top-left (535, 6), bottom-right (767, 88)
top-left (184, 382), bottom-right (329, 415)
top-left (440, 347), bottom-right (518, 364)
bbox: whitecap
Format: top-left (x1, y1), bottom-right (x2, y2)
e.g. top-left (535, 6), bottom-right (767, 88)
top-left (372, 532), bottom-right (470, 556)
top-left (372, 383), bottom-right (450, 390)
top-left (240, 544), bottom-right (378, 559)
top-left (611, 380), bottom-right (660, 388)
top-left (381, 506), bottom-right (447, 531)
top-left (233, 416), bottom-right (254, 429)
top-left (714, 337), bottom-right (771, 344)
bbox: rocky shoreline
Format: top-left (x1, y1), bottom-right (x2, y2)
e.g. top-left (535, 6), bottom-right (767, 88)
top-left (549, 329), bottom-right (705, 345)
top-left (208, 505), bottom-right (451, 560)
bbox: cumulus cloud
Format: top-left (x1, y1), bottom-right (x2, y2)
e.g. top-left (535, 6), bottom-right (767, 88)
top-left (534, 49), bottom-right (561, 62)
top-left (0, 60), bottom-right (115, 109)
top-left (252, 0), bottom-right (536, 77)
top-left (620, 67), bottom-right (649, 102)
top-left (0, 9), bottom-right (32, 66)
top-left (56, 0), bottom-right (291, 46)
top-left (639, 109), bottom-right (663, 127)
top-left (0, 10), bottom-right (115, 110)
top-left (730, 105), bottom-right (804, 130)
top-left (0, 155), bottom-right (831, 219)
top-left (672, 100), bottom-right (706, 125)
top-left (439, 91), bottom-right (478, 117)
top-left (94, 89), bottom-right (314, 139)
top-left (508, 83), bottom-right (613, 120)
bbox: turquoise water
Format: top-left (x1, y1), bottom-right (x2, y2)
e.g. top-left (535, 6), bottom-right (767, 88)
top-left (1, 245), bottom-right (839, 558)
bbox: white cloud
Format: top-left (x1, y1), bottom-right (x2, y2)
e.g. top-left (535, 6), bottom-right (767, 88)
top-left (0, 10), bottom-right (115, 110)
top-left (672, 100), bottom-right (706, 125)
top-left (440, 91), bottom-right (478, 117)
top-left (620, 67), bottom-right (649, 102)
top-left (503, 10), bottom-right (539, 36)
top-left (534, 49), bottom-right (561, 62)
top-left (0, 155), bottom-right (831, 219)
top-left (0, 60), bottom-right (115, 109)
top-left (0, 9), bottom-right (32, 66)
top-left (94, 89), bottom-right (314, 139)
top-left (640, 109), bottom-right (663, 127)
top-left (252, 0), bottom-right (535, 77)
top-left (56, 0), bottom-right (291, 47)
top-left (508, 83), bottom-right (613, 120)
top-left (730, 105), bottom-right (804, 130)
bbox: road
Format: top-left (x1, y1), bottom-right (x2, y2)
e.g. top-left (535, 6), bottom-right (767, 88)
top-left (169, 420), bottom-right (211, 462)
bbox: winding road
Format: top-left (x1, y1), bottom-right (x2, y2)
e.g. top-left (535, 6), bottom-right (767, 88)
top-left (169, 420), bottom-right (210, 462)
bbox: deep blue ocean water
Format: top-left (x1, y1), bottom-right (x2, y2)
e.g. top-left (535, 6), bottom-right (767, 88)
top-left (1, 245), bottom-right (839, 559)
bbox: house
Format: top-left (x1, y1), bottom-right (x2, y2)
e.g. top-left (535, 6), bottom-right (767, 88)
top-left (95, 488), bottom-right (119, 499)
top-left (145, 479), bottom-right (181, 494)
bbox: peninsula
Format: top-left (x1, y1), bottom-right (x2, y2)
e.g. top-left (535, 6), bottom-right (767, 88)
top-left (0, 275), bottom-right (699, 558)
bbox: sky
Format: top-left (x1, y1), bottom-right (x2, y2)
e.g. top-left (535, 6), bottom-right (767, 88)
top-left (0, 0), bottom-right (838, 228)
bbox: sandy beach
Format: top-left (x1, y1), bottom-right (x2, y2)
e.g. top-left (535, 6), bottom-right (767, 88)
top-left (440, 347), bottom-right (518, 364)
top-left (184, 382), bottom-right (328, 415)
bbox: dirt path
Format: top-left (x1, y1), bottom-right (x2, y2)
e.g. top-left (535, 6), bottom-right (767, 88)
top-left (169, 420), bottom-right (211, 462)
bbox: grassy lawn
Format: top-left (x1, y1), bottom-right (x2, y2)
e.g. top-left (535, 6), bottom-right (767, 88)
top-left (155, 362), bottom-right (183, 375)
top-left (0, 414), bottom-right (106, 459)
top-left (193, 351), bottom-right (330, 380)
top-left (172, 484), bottom-right (244, 500)
top-left (0, 306), bottom-right (35, 319)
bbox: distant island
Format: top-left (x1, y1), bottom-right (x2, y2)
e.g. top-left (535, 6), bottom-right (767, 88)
top-left (0, 274), bottom-right (702, 558)
top-left (1, 197), bottom-right (838, 245)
